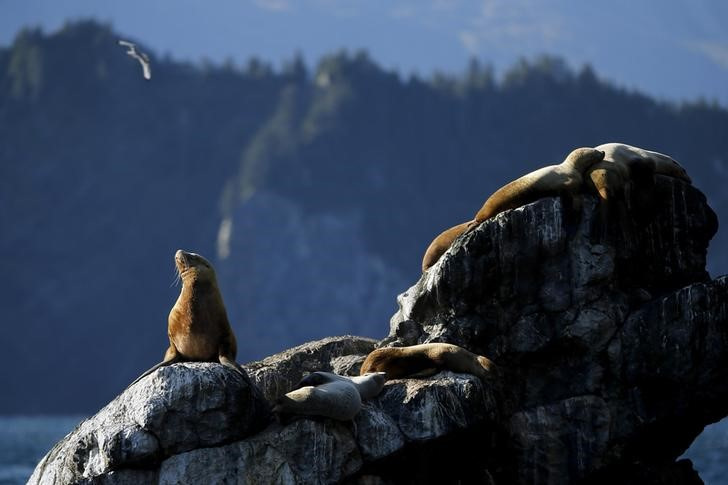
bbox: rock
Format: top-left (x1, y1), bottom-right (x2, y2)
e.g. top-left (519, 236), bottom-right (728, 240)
top-left (28, 363), bottom-right (269, 485)
top-left (380, 177), bottom-right (725, 483)
top-left (31, 176), bottom-right (728, 484)
top-left (156, 370), bottom-right (498, 484)
top-left (159, 419), bottom-right (362, 485)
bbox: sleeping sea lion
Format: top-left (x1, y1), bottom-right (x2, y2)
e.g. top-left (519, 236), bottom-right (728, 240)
top-left (273, 380), bottom-right (363, 421)
top-left (474, 147), bottom-right (605, 223)
top-left (360, 343), bottom-right (495, 380)
top-left (295, 371), bottom-right (387, 400)
top-left (594, 142), bottom-right (691, 184)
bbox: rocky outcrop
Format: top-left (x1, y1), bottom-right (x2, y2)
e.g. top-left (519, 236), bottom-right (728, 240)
top-left (28, 363), bottom-right (269, 485)
top-left (31, 176), bottom-right (728, 484)
top-left (383, 176), bottom-right (725, 483)
top-left (30, 339), bottom-right (500, 484)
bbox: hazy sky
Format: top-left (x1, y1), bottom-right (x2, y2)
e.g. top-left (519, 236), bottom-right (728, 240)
top-left (2, 0), bottom-right (728, 105)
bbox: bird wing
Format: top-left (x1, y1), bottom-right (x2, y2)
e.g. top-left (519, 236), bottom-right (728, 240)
top-left (140, 59), bottom-right (152, 80)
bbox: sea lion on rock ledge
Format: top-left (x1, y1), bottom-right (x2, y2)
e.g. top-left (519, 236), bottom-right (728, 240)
top-left (421, 220), bottom-right (477, 272)
top-left (360, 343), bottom-right (495, 380)
top-left (273, 379), bottom-right (363, 421)
top-left (128, 249), bottom-right (246, 387)
top-left (296, 371), bottom-right (387, 400)
top-left (474, 147), bottom-right (605, 223)
top-left (595, 142), bottom-right (691, 184)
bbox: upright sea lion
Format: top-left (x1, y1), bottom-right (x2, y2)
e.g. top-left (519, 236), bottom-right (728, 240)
top-left (296, 371), bottom-right (387, 400)
top-left (421, 220), bottom-right (476, 272)
top-left (474, 147), bottom-right (605, 223)
top-left (273, 380), bottom-right (363, 421)
top-left (360, 343), bottom-right (495, 380)
top-left (128, 249), bottom-right (246, 387)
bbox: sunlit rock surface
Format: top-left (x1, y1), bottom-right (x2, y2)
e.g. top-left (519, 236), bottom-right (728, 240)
top-left (28, 363), bottom-right (269, 485)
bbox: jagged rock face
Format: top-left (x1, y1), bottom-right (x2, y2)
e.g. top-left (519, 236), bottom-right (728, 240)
top-left (157, 371), bottom-right (499, 485)
top-left (28, 363), bottom-right (269, 485)
top-left (384, 177), bottom-right (724, 483)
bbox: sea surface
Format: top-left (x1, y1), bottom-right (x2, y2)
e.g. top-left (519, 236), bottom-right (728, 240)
top-left (0, 416), bottom-right (84, 485)
top-left (1, 415), bottom-right (726, 484)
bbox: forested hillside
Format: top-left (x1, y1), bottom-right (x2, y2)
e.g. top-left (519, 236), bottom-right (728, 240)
top-left (2, 21), bottom-right (727, 413)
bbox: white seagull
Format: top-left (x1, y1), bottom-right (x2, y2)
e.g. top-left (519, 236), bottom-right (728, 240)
top-left (117, 40), bottom-right (151, 80)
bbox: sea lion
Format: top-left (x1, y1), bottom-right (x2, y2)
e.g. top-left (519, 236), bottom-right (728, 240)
top-left (586, 143), bottom-right (687, 230)
top-left (474, 147), bottom-right (605, 223)
top-left (360, 343), bottom-right (495, 380)
top-left (595, 142), bottom-right (691, 184)
top-left (296, 371), bottom-right (387, 400)
top-left (272, 380), bottom-right (362, 421)
top-left (421, 220), bottom-right (476, 272)
top-left (128, 249), bottom-right (245, 387)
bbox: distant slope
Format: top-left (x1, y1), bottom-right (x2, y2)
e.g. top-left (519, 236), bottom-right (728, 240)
top-left (1, 21), bottom-right (727, 413)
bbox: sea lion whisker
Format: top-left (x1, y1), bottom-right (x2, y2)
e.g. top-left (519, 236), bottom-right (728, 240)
top-left (170, 265), bottom-right (181, 287)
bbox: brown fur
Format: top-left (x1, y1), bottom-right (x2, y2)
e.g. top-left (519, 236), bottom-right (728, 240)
top-left (360, 343), bottom-right (495, 380)
top-left (474, 147), bottom-right (605, 223)
top-left (128, 250), bottom-right (245, 388)
top-left (595, 142), bottom-right (690, 185)
top-left (421, 220), bottom-right (476, 272)
top-left (586, 144), bottom-right (683, 231)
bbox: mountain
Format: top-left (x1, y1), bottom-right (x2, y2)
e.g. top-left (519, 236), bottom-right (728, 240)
top-left (1, 20), bottom-right (727, 414)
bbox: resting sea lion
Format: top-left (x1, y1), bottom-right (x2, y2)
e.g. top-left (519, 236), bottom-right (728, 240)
top-left (586, 143), bottom-right (688, 229)
top-left (296, 371), bottom-right (387, 400)
top-left (421, 220), bottom-right (476, 272)
top-left (474, 147), bottom-right (605, 223)
top-left (595, 142), bottom-right (691, 184)
top-left (360, 343), bottom-right (495, 380)
top-left (128, 249), bottom-right (246, 387)
top-left (273, 380), bottom-right (362, 421)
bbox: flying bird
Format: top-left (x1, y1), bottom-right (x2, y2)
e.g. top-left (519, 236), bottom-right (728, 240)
top-left (117, 40), bottom-right (151, 80)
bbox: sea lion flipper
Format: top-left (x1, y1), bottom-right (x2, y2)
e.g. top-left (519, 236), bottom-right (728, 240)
top-left (126, 352), bottom-right (181, 390)
top-left (408, 367), bottom-right (439, 378)
top-left (218, 354), bottom-right (247, 379)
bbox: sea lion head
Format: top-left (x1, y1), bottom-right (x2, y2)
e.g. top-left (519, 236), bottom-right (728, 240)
top-left (562, 147), bottom-right (605, 172)
top-left (174, 249), bottom-right (217, 283)
top-left (654, 156), bottom-right (692, 184)
top-left (475, 355), bottom-right (496, 379)
top-left (296, 371), bottom-right (333, 388)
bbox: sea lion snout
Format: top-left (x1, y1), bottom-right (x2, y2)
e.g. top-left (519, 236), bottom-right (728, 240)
top-left (174, 249), bottom-right (212, 274)
top-left (175, 249), bottom-right (191, 272)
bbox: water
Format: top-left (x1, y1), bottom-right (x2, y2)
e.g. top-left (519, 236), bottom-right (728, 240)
top-left (682, 417), bottom-right (728, 485)
top-left (1, 415), bottom-right (726, 484)
top-left (0, 416), bottom-right (83, 485)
